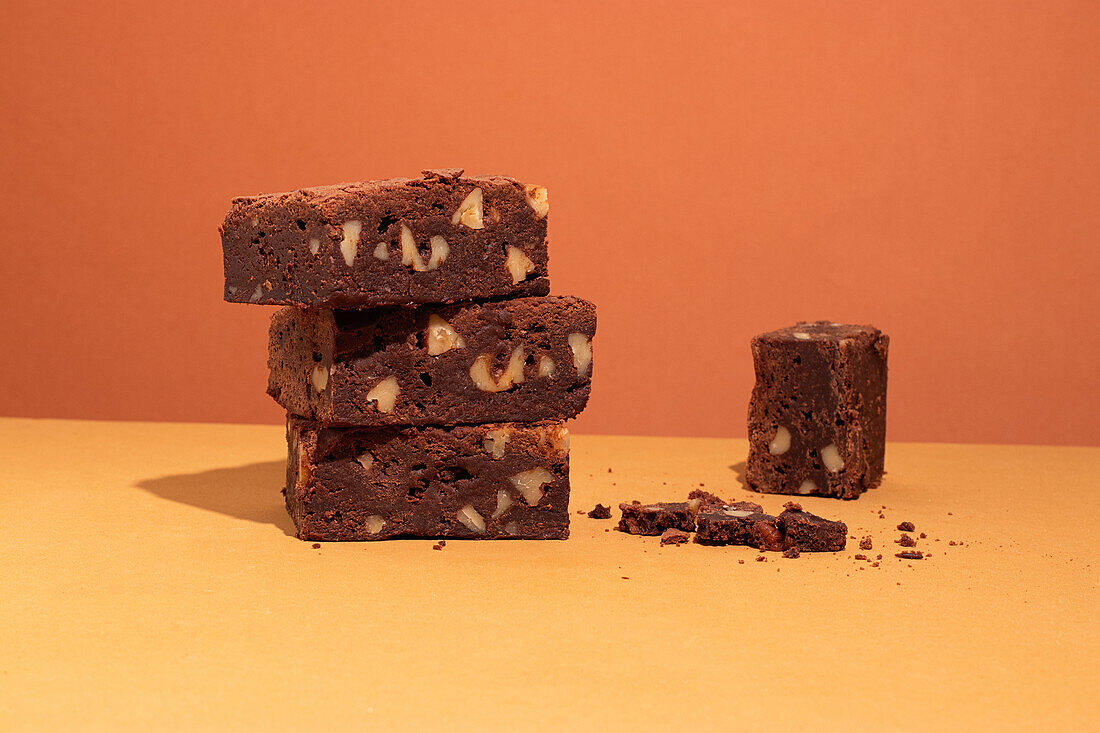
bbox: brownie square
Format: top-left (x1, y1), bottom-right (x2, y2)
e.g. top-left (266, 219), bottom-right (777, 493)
top-left (286, 417), bottom-right (570, 541)
top-left (222, 169), bottom-right (550, 307)
top-left (268, 296), bottom-right (595, 426)
top-left (746, 321), bottom-right (889, 499)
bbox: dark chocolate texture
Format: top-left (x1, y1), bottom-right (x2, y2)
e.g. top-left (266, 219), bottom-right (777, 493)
top-left (286, 416), bottom-right (570, 541)
top-left (746, 321), bottom-right (889, 499)
top-left (777, 508), bottom-right (848, 552)
top-left (617, 502), bottom-right (698, 535)
top-left (694, 508), bottom-right (782, 550)
top-left (222, 170), bottom-right (550, 307)
top-left (268, 296), bottom-right (595, 426)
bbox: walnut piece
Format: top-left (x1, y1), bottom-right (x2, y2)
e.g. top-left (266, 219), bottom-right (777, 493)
top-left (483, 428), bottom-right (511, 459)
top-left (821, 444), bottom-right (844, 472)
top-left (533, 424), bottom-right (569, 455)
top-left (366, 376), bottom-right (400, 413)
top-left (311, 365), bottom-right (329, 393)
top-left (309, 237), bottom-right (321, 255)
top-left (457, 505), bottom-right (486, 533)
top-left (524, 184), bottom-right (549, 219)
top-left (505, 245), bottom-right (535, 284)
top-left (355, 452), bottom-right (374, 471)
top-left (365, 515), bottom-right (385, 535)
top-left (797, 480), bottom-right (817, 495)
top-left (451, 187), bottom-right (484, 229)
top-left (537, 355), bottom-right (557, 378)
top-left (340, 220), bottom-right (361, 266)
top-left (504, 522), bottom-right (519, 536)
top-left (469, 346), bottom-right (526, 392)
top-left (491, 490), bottom-right (513, 520)
top-left (297, 442), bottom-right (311, 486)
top-left (509, 467), bottom-right (554, 506)
top-left (249, 284), bottom-right (263, 302)
top-left (568, 333), bottom-right (592, 377)
top-left (792, 332), bottom-right (811, 340)
top-left (373, 241), bottom-right (389, 260)
top-left (399, 225), bottom-right (448, 271)
top-left (769, 426), bottom-right (791, 455)
top-left (427, 314), bottom-right (466, 355)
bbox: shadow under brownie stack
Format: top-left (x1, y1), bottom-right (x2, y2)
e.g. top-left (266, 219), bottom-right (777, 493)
top-left (221, 169), bottom-right (595, 540)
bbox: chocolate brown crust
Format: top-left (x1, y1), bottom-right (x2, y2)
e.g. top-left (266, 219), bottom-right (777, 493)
top-left (268, 296), bottom-right (596, 426)
top-left (746, 321), bottom-right (889, 500)
top-left (616, 502), bottom-right (698, 535)
top-left (222, 170), bottom-right (550, 307)
top-left (286, 417), bottom-right (570, 541)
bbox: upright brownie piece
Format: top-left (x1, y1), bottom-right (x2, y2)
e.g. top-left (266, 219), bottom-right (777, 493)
top-left (268, 296), bottom-right (596, 426)
top-left (222, 169), bottom-right (550, 307)
top-left (746, 321), bottom-right (889, 499)
top-left (286, 417), bottom-right (570, 541)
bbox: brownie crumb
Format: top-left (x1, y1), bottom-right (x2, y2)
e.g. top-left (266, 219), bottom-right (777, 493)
top-left (782, 546), bottom-right (801, 559)
top-left (587, 504), bottom-right (612, 519)
top-left (876, 554), bottom-right (883, 560)
top-left (432, 543), bottom-right (444, 551)
top-left (897, 521), bottom-right (916, 532)
top-left (755, 555), bottom-right (767, 562)
top-left (920, 532), bottom-right (927, 539)
top-left (311, 543), bottom-right (321, 549)
top-left (738, 559), bottom-right (745, 564)
top-left (782, 501), bottom-right (803, 512)
top-left (949, 540), bottom-right (957, 546)
top-left (897, 534), bottom-right (917, 547)
top-left (859, 537), bottom-right (873, 550)
top-left (854, 554), bottom-right (868, 561)
top-left (896, 551), bottom-right (924, 560)
top-left (688, 489), bottom-right (726, 509)
top-left (872, 562), bottom-right (879, 567)
top-left (660, 528), bottom-right (690, 546)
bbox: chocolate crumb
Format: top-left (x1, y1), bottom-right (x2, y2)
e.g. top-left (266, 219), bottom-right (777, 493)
top-left (872, 562), bottom-right (880, 567)
top-left (687, 489), bottom-right (725, 509)
top-left (660, 528), bottom-right (690, 546)
top-left (782, 546), bottom-right (801, 559)
top-left (949, 540), bottom-right (957, 546)
top-left (920, 532), bottom-right (927, 539)
top-left (859, 537), bottom-right (873, 550)
top-left (587, 503), bottom-right (612, 519)
top-left (782, 501), bottom-right (803, 512)
top-left (438, 540), bottom-right (446, 547)
top-left (876, 554), bottom-right (883, 560)
top-left (738, 559), bottom-right (745, 564)
top-left (897, 521), bottom-right (916, 532)
top-left (854, 554), bottom-right (868, 561)
top-left (311, 543), bottom-right (321, 549)
top-left (755, 555), bottom-right (767, 562)
top-left (896, 551), bottom-right (924, 560)
top-left (897, 534), bottom-right (917, 547)
top-left (576, 510), bottom-right (585, 514)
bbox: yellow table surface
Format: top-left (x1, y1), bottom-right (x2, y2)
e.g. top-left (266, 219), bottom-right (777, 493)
top-left (1, 418), bottom-right (1097, 731)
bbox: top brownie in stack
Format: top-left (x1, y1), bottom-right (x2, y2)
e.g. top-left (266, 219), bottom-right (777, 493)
top-left (221, 168), bottom-right (550, 307)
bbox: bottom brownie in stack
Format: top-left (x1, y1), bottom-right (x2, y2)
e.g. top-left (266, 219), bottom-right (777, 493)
top-left (286, 417), bottom-right (570, 541)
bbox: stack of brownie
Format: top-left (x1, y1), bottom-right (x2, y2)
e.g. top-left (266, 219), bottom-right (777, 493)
top-left (220, 169), bottom-right (596, 541)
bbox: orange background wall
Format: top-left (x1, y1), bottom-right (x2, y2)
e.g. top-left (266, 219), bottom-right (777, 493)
top-left (2, 1), bottom-right (1098, 445)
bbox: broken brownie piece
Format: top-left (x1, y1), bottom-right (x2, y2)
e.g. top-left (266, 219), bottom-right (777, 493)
top-left (660, 528), bottom-right (691, 546)
top-left (695, 504), bottom-right (783, 551)
top-left (746, 321), bottom-right (889, 499)
top-left (777, 506), bottom-right (848, 551)
top-left (286, 416), bottom-right (570, 541)
top-left (268, 296), bottom-right (595, 426)
top-left (222, 169), bottom-right (550, 307)
top-left (617, 502), bottom-right (698, 535)
top-left (687, 489), bottom-right (727, 511)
